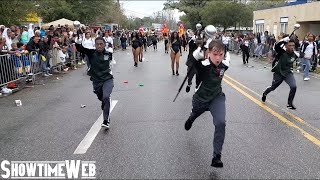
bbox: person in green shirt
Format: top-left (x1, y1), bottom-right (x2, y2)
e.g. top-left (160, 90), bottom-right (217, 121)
top-left (83, 37), bottom-right (114, 129)
top-left (262, 38), bottom-right (298, 109)
top-left (184, 39), bottom-right (230, 168)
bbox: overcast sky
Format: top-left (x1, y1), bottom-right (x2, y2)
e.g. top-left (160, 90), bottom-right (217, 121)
top-left (121, 0), bottom-right (183, 21)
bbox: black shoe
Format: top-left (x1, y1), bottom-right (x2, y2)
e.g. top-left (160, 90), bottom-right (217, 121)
top-left (101, 121), bottom-right (110, 129)
top-left (139, 59), bottom-right (142, 62)
top-left (262, 93), bottom-right (266, 102)
top-left (176, 71), bottom-right (179, 76)
top-left (184, 118), bottom-right (194, 131)
top-left (287, 104), bottom-right (296, 110)
top-left (172, 70), bottom-right (175, 75)
top-left (134, 62), bottom-right (138, 67)
top-left (186, 85), bottom-right (191, 93)
top-left (211, 154), bottom-right (223, 168)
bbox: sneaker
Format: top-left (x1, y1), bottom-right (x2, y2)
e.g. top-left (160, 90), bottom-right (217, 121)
top-left (0, 92), bottom-right (2, 96)
top-left (303, 77), bottom-right (310, 81)
top-left (211, 154), bottom-right (223, 168)
top-left (101, 122), bottom-right (109, 129)
top-left (1, 87), bottom-right (12, 94)
top-left (47, 72), bottom-right (53, 76)
top-left (262, 93), bottom-right (266, 102)
top-left (287, 104), bottom-right (296, 110)
top-left (43, 73), bottom-right (49, 77)
top-left (184, 118), bottom-right (194, 131)
top-left (186, 85), bottom-right (191, 93)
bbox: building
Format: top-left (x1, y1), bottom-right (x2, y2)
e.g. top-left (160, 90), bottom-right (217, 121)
top-left (253, 0), bottom-right (320, 38)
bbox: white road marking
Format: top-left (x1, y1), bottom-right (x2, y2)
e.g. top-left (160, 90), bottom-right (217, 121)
top-left (73, 100), bottom-right (118, 154)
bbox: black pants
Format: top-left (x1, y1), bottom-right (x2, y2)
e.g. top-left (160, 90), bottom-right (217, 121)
top-left (187, 65), bottom-right (200, 87)
top-left (92, 79), bottom-right (114, 123)
top-left (242, 46), bottom-right (249, 64)
top-left (263, 73), bottom-right (296, 105)
top-left (189, 94), bottom-right (226, 156)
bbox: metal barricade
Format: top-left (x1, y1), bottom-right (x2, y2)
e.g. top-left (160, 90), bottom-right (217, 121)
top-left (0, 51), bottom-right (41, 87)
top-left (0, 54), bottom-right (19, 87)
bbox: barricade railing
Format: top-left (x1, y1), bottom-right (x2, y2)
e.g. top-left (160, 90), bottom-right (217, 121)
top-left (229, 39), bottom-right (257, 57)
top-left (0, 51), bottom-right (41, 87)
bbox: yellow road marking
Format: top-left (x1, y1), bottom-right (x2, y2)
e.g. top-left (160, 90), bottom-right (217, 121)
top-left (223, 78), bottom-right (320, 148)
top-left (224, 74), bottom-right (320, 135)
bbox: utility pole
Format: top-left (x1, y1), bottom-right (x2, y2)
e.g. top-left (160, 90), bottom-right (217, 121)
top-left (117, 0), bottom-right (120, 29)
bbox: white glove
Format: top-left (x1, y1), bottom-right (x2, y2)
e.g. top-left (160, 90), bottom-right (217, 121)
top-left (280, 36), bottom-right (290, 42)
top-left (204, 38), bottom-right (212, 49)
top-left (105, 47), bottom-right (113, 53)
top-left (222, 52), bottom-right (230, 67)
top-left (193, 47), bottom-right (204, 60)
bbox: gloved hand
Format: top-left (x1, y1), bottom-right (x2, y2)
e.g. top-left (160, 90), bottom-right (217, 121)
top-left (204, 38), bottom-right (212, 49)
top-left (281, 36), bottom-right (290, 42)
top-left (193, 47), bottom-right (204, 60)
top-left (105, 47), bottom-right (113, 53)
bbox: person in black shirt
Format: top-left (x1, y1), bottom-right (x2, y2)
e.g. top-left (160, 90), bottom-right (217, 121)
top-left (131, 32), bottom-right (141, 67)
top-left (120, 34), bottom-right (127, 50)
top-left (83, 37), bottom-right (114, 129)
top-left (170, 32), bottom-right (181, 75)
top-left (163, 33), bottom-right (169, 53)
top-left (152, 35), bottom-right (157, 51)
top-left (185, 39), bottom-right (230, 168)
top-left (262, 38), bottom-right (298, 109)
top-left (138, 32), bottom-right (144, 62)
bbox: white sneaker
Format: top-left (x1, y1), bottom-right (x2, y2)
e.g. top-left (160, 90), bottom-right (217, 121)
top-left (1, 87), bottom-right (12, 94)
top-left (304, 77), bottom-right (310, 81)
top-left (0, 92), bottom-right (2, 96)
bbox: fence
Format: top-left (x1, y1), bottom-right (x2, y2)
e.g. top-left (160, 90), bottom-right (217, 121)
top-left (0, 44), bottom-right (81, 89)
top-left (0, 51), bottom-right (41, 87)
top-left (229, 38), bottom-right (260, 57)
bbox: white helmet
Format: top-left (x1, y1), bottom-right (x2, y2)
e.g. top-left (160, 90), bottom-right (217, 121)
top-left (204, 25), bottom-right (217, 39)
top-left (196, 23), bottom-right (202, 31)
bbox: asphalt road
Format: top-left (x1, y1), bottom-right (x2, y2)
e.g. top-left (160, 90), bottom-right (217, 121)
top-left (0, 42), bottom-right (319, 179)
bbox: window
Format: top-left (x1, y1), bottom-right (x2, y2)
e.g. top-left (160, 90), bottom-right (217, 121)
top-left (280, 17), bottom-right (288, 34)
top-left (255, 19), bottom-right (264, 33)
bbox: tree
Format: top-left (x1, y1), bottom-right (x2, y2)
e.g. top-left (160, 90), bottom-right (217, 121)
top-left (201, 1), bottom-right (240, 31)
top-left (0, 0), bottom-right (34, 25)
top-left (164, 0), bottom-right (287, 31)
top-left (36, 0), bottom-right (124, 25)
top-left (164, 0), bottom-right (207, 29)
